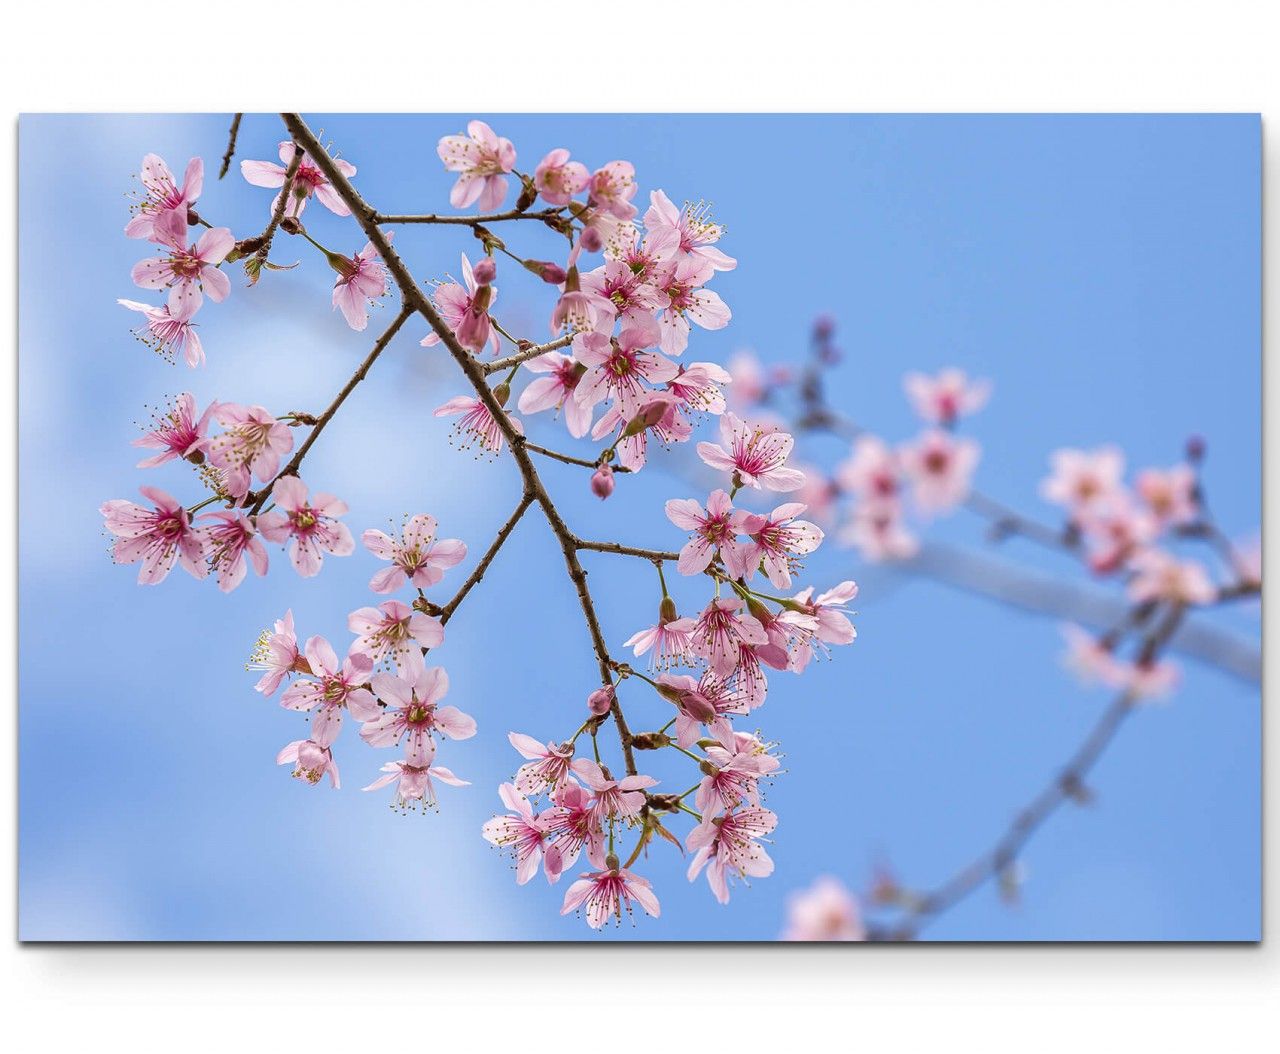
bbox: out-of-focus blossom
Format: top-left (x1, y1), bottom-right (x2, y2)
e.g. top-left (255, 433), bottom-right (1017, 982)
top-left (781, 876), bottom-right (866, 941)
top-left (903, 368), bottom-right (991, 425)
top-left (1060, 623), bottom-right (1124, 688)
top-left (840, 501), bottom-right (918, 563)
top-left (1040, 446), bottom-right (1125, 515)
top-left (1135, 464), bottom-right (1198, 527)
top-left (898, 429), bottom-right (979, 515)
top-left (1126, 549), bottom-right (1217, 606)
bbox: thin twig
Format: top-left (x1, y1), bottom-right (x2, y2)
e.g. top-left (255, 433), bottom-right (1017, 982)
top-left (247, 306), bottom-right (412, 513)
top-left (218, 114), bottom-right (242, 180)
top-left (576, 539), bottom-right (681, 563)
top-left (481, 334), bottom-right (574, 375)
top-left (373, 208), bottom-right (564, 226)
top-left (519, 439), bottom-right (631, 473)
top-left (438, 493), bottom-right (536, 624)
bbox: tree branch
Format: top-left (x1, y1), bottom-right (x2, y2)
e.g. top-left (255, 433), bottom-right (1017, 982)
top-left (437, 493), bottom-right (535, 625)
top-left (481, 334), bottom-right (574, 375)
top-left (281, 112), bottom-right (639, 774)
top-left (218, 114), bottom-right (242, 180)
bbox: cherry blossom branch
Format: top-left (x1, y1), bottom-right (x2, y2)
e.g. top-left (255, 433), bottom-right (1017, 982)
top-left (373, 207), bottom-right (565, 226)
top-left (280, 112), bottom-right (639, 774)
top-left (874, 601), bottom-right (1188, 941)
top-left (480, 334), bottom-right (574, 375)
top-left (575, 539), bottom-right (681, 563)
top-left (246, 305), bottom-right (412, 513)
top-left (517, 438), bottom-right (630, 474)
top-left (218, 114), bottom-right (242, 180)
top-left (432, 492), bottom-right (536, 626)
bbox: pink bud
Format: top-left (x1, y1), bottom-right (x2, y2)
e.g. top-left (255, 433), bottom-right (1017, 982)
top-left (540, 263), bottom-right (567, 285)
top-left (472, 257), bottom-right (497, 285)
top-left (579, 226), bottom-right (604, 253)
top-left (587, 685), bottom-right (615, 716)
top-left (590, 463), bottom-right (615, 500)
top-left (455, 307), bottom-right (492, 353)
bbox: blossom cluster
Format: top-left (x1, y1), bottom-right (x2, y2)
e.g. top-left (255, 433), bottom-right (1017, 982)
top-left (102, 117), bottom-right (861, 935)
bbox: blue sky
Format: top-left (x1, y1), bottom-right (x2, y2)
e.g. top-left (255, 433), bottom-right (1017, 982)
top-left (19, 114), bottom-right (1259, 940)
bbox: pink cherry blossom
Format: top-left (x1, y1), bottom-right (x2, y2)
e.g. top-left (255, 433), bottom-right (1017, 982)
top-left (257, 476), bottom-right (355, 577)
top-left (686, 806), bottom-right (777, 904)
top-left (202, 404), bottom-right (294, 500)
top-left (362, 666), bottom-right (475, 765)
top-left (131, 221), bottom-right (234, 321)
top-left (125, 153), bottom-right (203, 241)
top-left (624, 606), bottom-right (698, 670)
top-left (903, 368), bottom-right (991, 425)
top-left (898, 429), bottom-right (980, 515)
top-left (241, 141), bottom-right (356, 218)
top-left (1135, 464), bottom-right (1198, 527)
top-left (1126, 549), bottom-right (1217, 606)
top-left (664, 488), bottom-right (756, 577)
top-left (727, 350), bottom-right (768, 410)
top-left (737, 502), bottom-right (825, 589)
top-left (551, 283), bottom-right (615, 336)
top-left (590, 392), bottom-right (691, 472)
top-left (574, 320), bottom-right (678, 417)
top-left (437, 121), bottom-right (516, 211)
top-left (561, 866), bottom-right (660, 928)
top-left (517, 352), bottom-right (592, 438)
top-left (508, 734), bottom-right (576, 795)
top-left (331, 238), bottom-right (388, 331)
top-left (586, 161), bottom-right (638, 221)
top-left (482, 783), bottom-right (553, 885)
top-left (691, 596), bottom-right (769, 680)
top-left (362, 514), bottom-right (467, 594)
top-left (534, 148), bottom-right (589, 206)
top-left (348, 600), bottom-right (444, 679)
top-left (781, 876), bottom-right (866, 941)
top-left (696, 730), bottom-right (781, 817)
top-left (281, 635), bottom-right (378, 747)
top-left (364, 760), bottom-right (468, 810)
top-left (697, 414), bottom-right (806, 492)
top-left (667, 360), bottom-right (733, 417)
top-left (580, 259), bottom-right (664, 328)
top-left (1040, 446), bottom-right (1126, 515)
top-left (199, 510), bottom-right (268, 592)
top-left (118, 298), bottom-right (206, 367)
top-left (100, 486), bottom-right (207, 585)
top-left (786, 580), bottom-right (859, 670)
top-left (653, 257), bottom-right (731, 357)
top-left (569, 759), bottom-right (657, 821)
top-left (420, 255), bottom-right (500, 355)
top-left (277, 738), bottom-right (340, 789)
top-left (643, 190), bottom-right (737, 272)
top-left (540, 782), bottom-right (606, 879)
top-left (657, 672), bottom-right (745, 750)
top-left (249, 609), bottom-right (302, 696)
top-left (433, 394), bottom-right (523, 455)
top-left (132, 392), bottom-right (216, 468)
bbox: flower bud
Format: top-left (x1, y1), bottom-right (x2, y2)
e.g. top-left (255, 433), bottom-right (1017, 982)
top-left (471, 257), bottom-right (497, 285)
top-left (590, 463), bottom-right (615, 500)
top-left (622, 400), bottom-right (668, 438)
top-left (579, 225), bottom-right (604, 253)
top-left (1186, 434), bottom-right (1206, 463)
top-left (587, 685), bottom-right (615, 716)
top-left (523, 259), bottom-right (568, 285)
top-left (631, 732), bottom-right (671, 750)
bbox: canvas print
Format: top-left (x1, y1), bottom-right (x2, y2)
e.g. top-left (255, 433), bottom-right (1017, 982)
top-left (18, 113), bottom-right (1260, 941)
